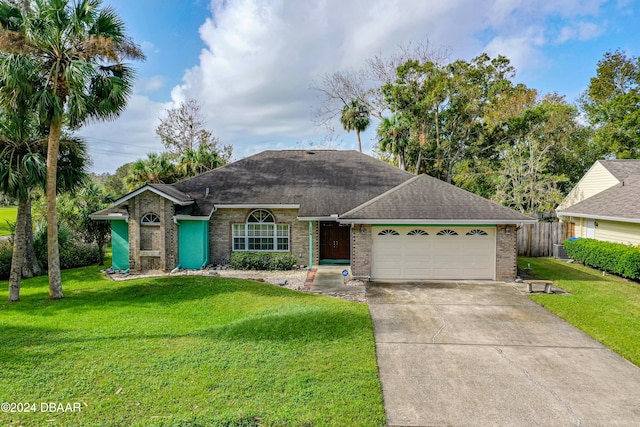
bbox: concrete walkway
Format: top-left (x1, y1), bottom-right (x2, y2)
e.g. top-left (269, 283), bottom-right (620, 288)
top-left (367, 281), bottom-right (640, 426)
top-left (308, 266), bottom-right (366, 302)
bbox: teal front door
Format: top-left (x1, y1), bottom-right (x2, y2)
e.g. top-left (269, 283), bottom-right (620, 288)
top-left (178, 220), bottom-right (209, 269)
top-left (111, 220), bottom-right (129, 270)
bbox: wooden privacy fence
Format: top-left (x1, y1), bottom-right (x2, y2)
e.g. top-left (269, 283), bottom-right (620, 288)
top-left (517, 222), bottom-right (574, 257)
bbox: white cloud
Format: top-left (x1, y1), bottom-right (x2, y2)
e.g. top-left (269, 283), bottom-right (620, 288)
top-left (136, 75), bottom-right (165, 95)
top-left (78, 95), bottom-right (168, 174)
top-left (84, 0), bottom-right (618, 173)
top-left (556, 21), bottom-right (605, 43)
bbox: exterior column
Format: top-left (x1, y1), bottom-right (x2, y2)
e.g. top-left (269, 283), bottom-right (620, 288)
top-left (308, 220), bottom-right (313, 268)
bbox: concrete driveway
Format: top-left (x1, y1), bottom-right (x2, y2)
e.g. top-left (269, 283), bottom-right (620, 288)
top-left (367, 281), bottom-right (640, 426)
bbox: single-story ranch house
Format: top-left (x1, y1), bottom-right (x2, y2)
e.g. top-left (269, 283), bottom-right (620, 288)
top-left (557, 159), bottom-right (640, 246)
top-left (91, 150), bottom-right (535, 281)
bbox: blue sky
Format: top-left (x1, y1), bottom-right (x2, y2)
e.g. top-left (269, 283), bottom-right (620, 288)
top-left (80, 0), bottom-right (640, 174)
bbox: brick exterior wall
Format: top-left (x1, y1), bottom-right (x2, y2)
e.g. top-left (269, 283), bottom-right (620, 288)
top-left (351, 224), bottom-right (372, 279)
top-left (122, 192), bottom-right (517, 280)
top-left (209, 208), bottom-right (316, 267)
top-left (127, 192), bottom-right (177, 272)
top-left (495, 224), bottom-right (517, 280)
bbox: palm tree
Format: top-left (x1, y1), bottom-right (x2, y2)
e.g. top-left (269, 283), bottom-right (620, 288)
top-left (340, 99), bottom-right (370, 153)
top-left (377, 114), bottom-right (411, 171)
top-left (0, 0), bottom-right (144, 299)
top-left (0, 135), bottom-right (45, 301)
top-left (178, 144), bottom-right (224, 178)
top-left (0, 109), bottom-right (89, 301)
top-left (126, 152), bottom-right (179, 190)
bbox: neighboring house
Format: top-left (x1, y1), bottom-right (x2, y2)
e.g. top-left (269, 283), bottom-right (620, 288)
top-left (91, 150), bottom-right (535, 281)
top-left (557, 160), bottom-right (640, 246)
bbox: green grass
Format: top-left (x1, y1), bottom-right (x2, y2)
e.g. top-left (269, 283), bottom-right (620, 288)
top-left (0, 264), bottom-right (385, 426)
top-left (0, 206), bottom-right (17, 236)
top-left (519, 257), bottom-right (640, 367)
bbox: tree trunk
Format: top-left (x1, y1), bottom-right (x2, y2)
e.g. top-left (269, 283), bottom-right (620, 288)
top-left (356, 131), bottom-right (362, 153)
top-left (415, 151), bottom-right (422, 175)
top-left (46, 119), bottom-right (63, 299)
top-left (8, 198), bottom-right (28, 302)
top-left (22, 197), bottom-right (41, 278)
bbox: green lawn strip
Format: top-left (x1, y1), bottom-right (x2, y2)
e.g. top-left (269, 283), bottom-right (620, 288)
top-left (518, 257), bottom-right (640, 367)
top-left (0, 265), bottom-right (385, 426)
top-left (0, 206), bottom-right (17, 236)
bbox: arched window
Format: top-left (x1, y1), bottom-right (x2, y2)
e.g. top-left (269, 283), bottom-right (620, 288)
top-left (232, 210), bottom-right (289, 252)
top-left (247, 209), bottom-right (275, 223)
top-left (141, 213), bottom-right (161, 226)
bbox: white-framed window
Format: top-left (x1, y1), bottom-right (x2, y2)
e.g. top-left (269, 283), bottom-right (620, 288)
top-left (232, 210), bottom-right (290, 252)
top-left (141, 213), bottom-right (161, 226)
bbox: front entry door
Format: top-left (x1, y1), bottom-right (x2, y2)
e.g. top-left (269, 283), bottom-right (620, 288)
top-left (320, 222), bottom-right (350, 261)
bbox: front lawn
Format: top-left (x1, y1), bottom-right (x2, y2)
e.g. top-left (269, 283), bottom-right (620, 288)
top-left (0, 265), bottom-right (385, 426)
top-left (0, 206), bottom-right (17, 236)
top-left (519, 257), bottom-right (640, 367)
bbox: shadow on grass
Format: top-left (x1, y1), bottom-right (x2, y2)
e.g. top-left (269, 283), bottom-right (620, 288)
top-left (4, 275), bottom-right (320, 316)
top-left (518, 258), bottom-right (606, 282)
top-left (0, 305), bottom-right (368, 370)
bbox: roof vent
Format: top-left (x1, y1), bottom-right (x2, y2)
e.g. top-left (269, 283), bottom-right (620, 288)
top-left (305, 150), bottom-right (316, 155)
top-left (205, 187), bottom-right (210, 198)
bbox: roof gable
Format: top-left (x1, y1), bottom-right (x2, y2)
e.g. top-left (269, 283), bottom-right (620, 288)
top-left (557, 175), bottom-right (640, 223)
top-left (340, 174), bottom-right (535, 224)
top-left (113, 184), bottom-right (194, 206)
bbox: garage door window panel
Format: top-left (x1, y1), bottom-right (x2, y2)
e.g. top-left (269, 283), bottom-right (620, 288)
top-left (466, 229), bottom-right (488, 236)
top-left (437, 229), bottom-right (458, 235)
top-left (378, 229), bottom-right (400, 236)
top-left (407, 229), bottom-right (428, 235)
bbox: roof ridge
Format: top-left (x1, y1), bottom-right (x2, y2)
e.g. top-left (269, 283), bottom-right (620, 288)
top-left (340, 174), bottom-right (421, 217)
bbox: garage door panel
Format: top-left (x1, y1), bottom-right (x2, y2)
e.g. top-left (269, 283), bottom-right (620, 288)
top-left (372, 227), bottom-right (495, 280)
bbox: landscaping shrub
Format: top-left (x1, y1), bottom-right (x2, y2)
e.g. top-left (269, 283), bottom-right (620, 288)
top-left (0, 239), bottom-right (12, 280)
top-left (34, 224), bottom-right (102, 270)
top-left (230, 252), bottom-right (297, 270)
top-left (59, 241), bottom-right (102, 270)
top-left (564, 238), bottom-right (640, 280)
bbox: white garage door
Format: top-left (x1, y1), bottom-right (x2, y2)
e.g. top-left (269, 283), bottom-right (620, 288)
top-left (371, 226), bottom-right (496, 280)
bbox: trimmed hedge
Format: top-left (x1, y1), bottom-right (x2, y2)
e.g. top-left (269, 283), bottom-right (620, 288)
top-left (230, 252), bottom-right (297, 271)
top-left (564, 238), bottom-right (640, 280)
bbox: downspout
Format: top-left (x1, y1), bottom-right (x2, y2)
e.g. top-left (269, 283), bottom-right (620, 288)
top-left (201, 220), bottom-right (209, 269)
top-left (308, 221), bottom-right (313, 268)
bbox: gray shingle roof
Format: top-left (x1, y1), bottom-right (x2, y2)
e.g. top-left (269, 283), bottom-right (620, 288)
top-left (147, 184), bottom-right (193, 204)
top-left (172, 150), bottom-right (413, 217)
top-left (340, 174), bottom-right (535, 223)
top-left (557, 175), bottom-right (640, 222)
top-left (98, 150), bottom-right (534, 223)
top-left (599, 160), bottom-right (640, 180)
top-left (89, 206), bottom-right (128, 219)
